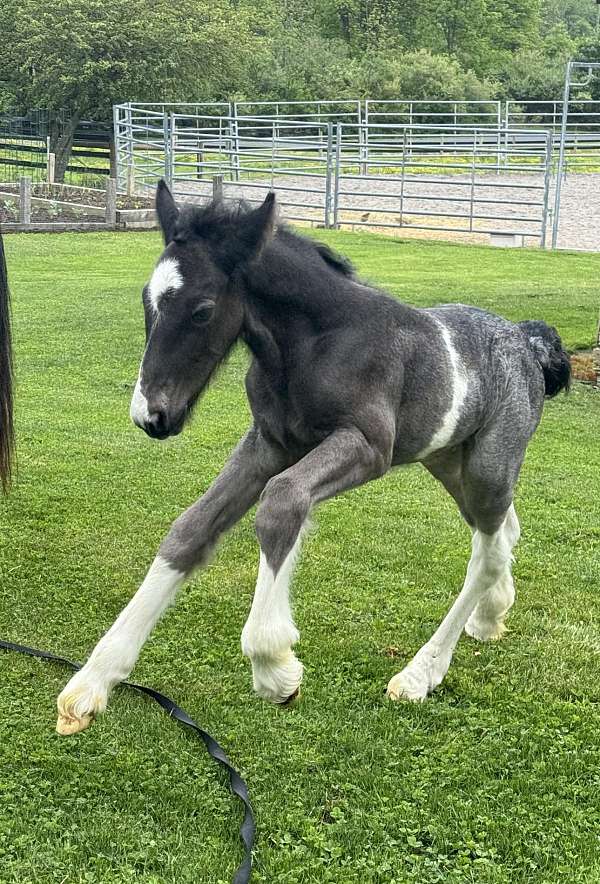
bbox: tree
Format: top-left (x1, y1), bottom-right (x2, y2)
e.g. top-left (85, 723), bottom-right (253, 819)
top-left (498, 22), bottom-right (575, 99)
top-left (0, 0), bottom-right (253, 180)
top-left (315, 0), bottom-right (430, 52)
top-left (541, 0), bottom-right (596, 38)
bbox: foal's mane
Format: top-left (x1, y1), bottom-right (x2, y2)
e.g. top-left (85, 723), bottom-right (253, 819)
top-left (176, 199), bottom-right (355, 279)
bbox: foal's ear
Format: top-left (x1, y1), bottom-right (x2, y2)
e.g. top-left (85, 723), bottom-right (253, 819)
top-left (231, 192), bottom-right (277, 268)
top-left (156, 180), bottom-right (180, 244)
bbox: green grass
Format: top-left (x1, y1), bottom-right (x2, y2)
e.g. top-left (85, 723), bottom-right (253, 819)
top-left (0, 230), bottom-right (599, 883)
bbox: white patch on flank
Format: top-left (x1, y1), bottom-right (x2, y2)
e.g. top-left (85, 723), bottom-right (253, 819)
top-left (241, 534), bottom-right (304, 702)
top-left (130, 375), bottom-right (151, 426)
top-left (416, 323), bottom-right (469, 460)
top-left (148, 257), bottom-right (183, 312)
top-left (57, 556), bottom-right (185, 729)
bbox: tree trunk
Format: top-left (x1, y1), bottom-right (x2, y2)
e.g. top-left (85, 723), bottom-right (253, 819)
top-left (48, 113), bottom-right (80, 183)
top-left (338, 8), bottom-right (351, 41)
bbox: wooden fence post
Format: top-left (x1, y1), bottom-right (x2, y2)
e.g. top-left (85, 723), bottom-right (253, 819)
top-left (109, 138), bottom-right (118, 180)
top-left (212, 175), bottom-right (223, 201)
top-left (19, 177), bottom-right (31, 225)
top-left (47, 153), bottom-right (56, 185)
top-left (105, 177), bottom-right (117, 227)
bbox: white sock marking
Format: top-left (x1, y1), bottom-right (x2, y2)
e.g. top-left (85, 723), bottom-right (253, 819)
top-left (388, 508), bottom-right (517, 700)
top-left (60, 556), bottom-right (185, 714)
top-left (241, 534), bottom-right (304, 701)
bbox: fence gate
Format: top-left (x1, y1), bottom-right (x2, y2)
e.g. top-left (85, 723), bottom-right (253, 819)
top-left (114, 102), bottom-right (556, 247)
top-left (332, 123), bottom-right (553, 247)
top-left (172, 112), bottom-right (334, 226)
top-left (551, 59), bottom-right (600, 248)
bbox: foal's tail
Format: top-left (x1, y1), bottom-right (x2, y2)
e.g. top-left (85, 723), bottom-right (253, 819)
top-left (518, 319), bottom-right (571, 398)
top-left (0, 229), bottom-right (14, 490)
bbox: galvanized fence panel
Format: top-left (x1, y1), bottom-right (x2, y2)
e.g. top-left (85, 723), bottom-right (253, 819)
top-left (113, 102), bottom-right (555, 246)
top-left (364, 100), bottom-right (503, 127)
top-left (506, 99), bottom-right (600, 172)
top-left (113, 102), bottom-right (231, 193)
top-left (234, 100), bottom-right (361, 128)
top-left (332, 123), bottom-right (553, 246)
top-left (168, 112), bottom-right (333, 226)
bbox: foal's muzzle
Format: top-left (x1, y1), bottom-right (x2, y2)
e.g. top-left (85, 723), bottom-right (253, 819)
top-left (143, 410), bottom-right (173, 440)
top-left (139, 407), bottom-right (186, 440)
top-left (130, 379), bottom-right (185, 440)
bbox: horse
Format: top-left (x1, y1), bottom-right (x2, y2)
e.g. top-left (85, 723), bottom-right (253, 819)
top-left (56, 183), bottom-right (571, 735)
top-left (0, 230), bottom-right (14, 493)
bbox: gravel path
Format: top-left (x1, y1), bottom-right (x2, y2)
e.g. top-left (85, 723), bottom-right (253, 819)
top-left (550, 173), bottom-right (600, 251)
top-left (175, 171), bottom-right (600, 251)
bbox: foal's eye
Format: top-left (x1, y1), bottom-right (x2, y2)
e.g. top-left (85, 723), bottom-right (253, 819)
top-left (191, 301), bottom-right (215, 325)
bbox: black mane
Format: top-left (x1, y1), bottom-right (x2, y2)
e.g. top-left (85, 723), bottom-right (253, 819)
top-left (174, 198), bottom-right (355, 279)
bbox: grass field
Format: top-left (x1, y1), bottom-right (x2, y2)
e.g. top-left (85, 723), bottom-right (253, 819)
top-left (0, 230), bottom-right (599, 883)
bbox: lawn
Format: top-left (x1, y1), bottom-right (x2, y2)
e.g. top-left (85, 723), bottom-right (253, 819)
top-left (0, 229), bottom-right (599, 884)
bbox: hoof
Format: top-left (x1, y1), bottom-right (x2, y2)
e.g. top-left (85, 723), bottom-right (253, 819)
top-left (251, 651), bottom-right (303, 704)
top-left (465, 618), bottom-right (507, 642)
top-left (56, 711), bottom-right (95, 736)
top-left (386, 670), bottom-right (429, 703)
top-left (280, 686), bottom-right (301, 706)
top-left (386, 646), bottom-right (451, 702)
top-left (56, 671), bottom-right (107, 736)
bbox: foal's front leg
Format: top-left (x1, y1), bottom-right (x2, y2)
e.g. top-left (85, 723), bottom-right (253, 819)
top-left (56, 428), bottom-right (286, 735)
top-left (241, 427), bottom-right (389, 703)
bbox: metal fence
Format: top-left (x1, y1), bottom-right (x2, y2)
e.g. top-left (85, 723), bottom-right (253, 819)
top-left (114, 103), bottom-right (554, 246)
top-left (170, 114), bottom-right (335, 225)
top-left (365, 100), bottom-right (503, 128)
top-left (114, 96), bottom-right (600, 178)
top-left (112, 102), bottom-right (229, 193)
top-left (506, 99), bottom-right (600, 172)
top-left (333, 124), bottom-right (553, 245)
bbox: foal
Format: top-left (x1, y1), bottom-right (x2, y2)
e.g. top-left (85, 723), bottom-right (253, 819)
top-left (57, 184), bottom-right (570, 734)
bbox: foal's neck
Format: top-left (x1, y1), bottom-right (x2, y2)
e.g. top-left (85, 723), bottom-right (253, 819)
top-left (239, 234), bottom-right (348, 383)
top-left (244, 235), bottom-right (349, 321)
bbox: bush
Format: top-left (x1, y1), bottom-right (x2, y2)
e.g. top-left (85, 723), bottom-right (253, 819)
top-left (247, 31), bottom-right (359, 101)
top-left (353, 49), bottom-right (497, 101)
top-left (499, 25), bottom-right (576, 100)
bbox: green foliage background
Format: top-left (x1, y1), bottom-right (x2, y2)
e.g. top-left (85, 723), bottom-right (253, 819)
top-left (2, 0), bottom-right (600, 116)
top-left (1, 1), bottom-right (600, 179)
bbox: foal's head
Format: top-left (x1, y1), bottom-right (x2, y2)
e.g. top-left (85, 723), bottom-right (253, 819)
top-left (130, 181), bottom-right (276, 439)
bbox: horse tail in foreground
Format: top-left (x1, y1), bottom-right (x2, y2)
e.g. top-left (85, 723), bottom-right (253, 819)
top-left (519, 319), bottom-right (571, 398)
top-left (0, 229), bottom-right (14, 490)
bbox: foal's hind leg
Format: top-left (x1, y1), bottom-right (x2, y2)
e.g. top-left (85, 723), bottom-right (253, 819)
top-left (424, 448), bottom-right (520, 642)
top-left (464, 503), bottom-right (520, 641)
top-left (387, 432), bottom-right (525, 702)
